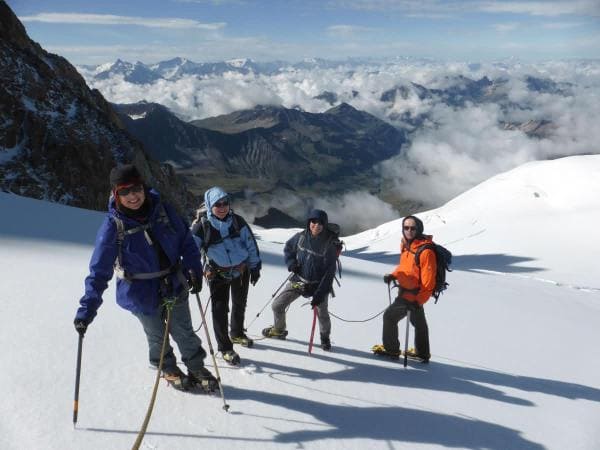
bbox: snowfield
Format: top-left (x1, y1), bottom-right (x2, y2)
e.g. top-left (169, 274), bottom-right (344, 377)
top-left (1, 155), bottom-right (599, 450)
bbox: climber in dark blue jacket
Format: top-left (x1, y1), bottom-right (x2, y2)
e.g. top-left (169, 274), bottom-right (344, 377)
top-left (73, 164), bottom-right (217, 392)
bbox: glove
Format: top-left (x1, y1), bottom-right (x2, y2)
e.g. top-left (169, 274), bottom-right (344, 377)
top-left (250, 267), bottom-right (261, 286)
top-left (383, 274), bottom-right (395, 284)
top-left (288, 261), bottom-right (300, 274)
top-left (188, 270), bottom-right (203, 294)
top-left (74, 319), bottom-right (88, 336)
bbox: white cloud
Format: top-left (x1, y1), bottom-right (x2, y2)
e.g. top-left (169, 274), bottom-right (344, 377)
top-left (542, 21), bottom-right (585, 29)
top-left (493, 22), bottom-right (520, 32)
top-left (478, 0), bottom-right (600, 17)
top-left (81, 58), bottom-right (600, 208)
top-left (327, 25), bottom-right (378, 38)
top-left (19, 13), bottom-right (226, 30)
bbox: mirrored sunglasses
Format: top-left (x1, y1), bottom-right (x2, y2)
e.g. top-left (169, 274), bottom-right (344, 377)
top-left (213, 200), bottom-right (230, 208)
top-left (309, 219), bottom-right (323, 225)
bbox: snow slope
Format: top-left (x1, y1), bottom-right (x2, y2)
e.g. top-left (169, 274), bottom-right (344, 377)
top-left (1, 155), bottom-right (599, 450)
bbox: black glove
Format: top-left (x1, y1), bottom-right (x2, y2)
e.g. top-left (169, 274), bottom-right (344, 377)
top-left (288, 261), bottom-right (300, 274)
top-left (74, 319), bottom-right (88, 336)
top-left (250, 267), bottom-right (261, 286)
top-left (188, 270), bottom-right (203, 294)
top-left (383, 274), bottom-right (395, 284)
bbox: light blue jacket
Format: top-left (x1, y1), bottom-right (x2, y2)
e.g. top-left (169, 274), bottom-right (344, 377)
top-left (192, 187), bottom-right (261, 277)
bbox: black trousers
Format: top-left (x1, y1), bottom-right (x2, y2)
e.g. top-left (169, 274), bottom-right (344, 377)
top-left (382, 297), bottom-right (430, 357)
top-left (209, 270), bottom-right (250, 352)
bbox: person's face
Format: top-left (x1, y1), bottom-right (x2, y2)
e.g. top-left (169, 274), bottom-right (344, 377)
top-left (211, 198), bottom-right (230, 219)
top-left (403, 218), bottom-right (418, 241)
top-left (116, 184), bottom-right (145, 210)
top-left (309, 218), bottom-right (324, 236)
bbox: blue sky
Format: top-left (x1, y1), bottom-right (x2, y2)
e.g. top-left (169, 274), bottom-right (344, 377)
top-left (7, 0), bottom-right (600, 64)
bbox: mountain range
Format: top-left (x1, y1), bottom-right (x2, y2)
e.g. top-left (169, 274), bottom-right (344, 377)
top-left (115, 101), bottom-right (407, 208)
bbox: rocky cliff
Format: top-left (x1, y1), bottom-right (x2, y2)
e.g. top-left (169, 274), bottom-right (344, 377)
top-left (0, 1), bottom-right (193, 213)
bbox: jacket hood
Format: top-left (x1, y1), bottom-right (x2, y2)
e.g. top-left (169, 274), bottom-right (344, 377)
top-left (402, 215), bottom-right (424, 238)
top-left (204, 186), bottom-right (229, 220)
top-left (306, 209), bottom-right (328, 229)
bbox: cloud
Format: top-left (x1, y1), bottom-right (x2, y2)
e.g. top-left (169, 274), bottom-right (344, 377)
top-left (19, 13), bottom-right (226, 30)
top-left (331, 0), bottom-right (600, 17)
top-left (327, 25), bottom-right (378, 38)
top-left (478, 0), bottom-right (600, 17)
top-left (542, 21), bottom-right (586, 29)
top-left (493, 22), bottom-right (520, 32)
top-left (81, 58), bottom-right (600, 209)
top-left (235, 189), bottom-right (399, 235)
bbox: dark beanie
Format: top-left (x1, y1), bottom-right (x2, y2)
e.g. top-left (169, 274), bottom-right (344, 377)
top-left (109, 164), bottom-right (143, 188)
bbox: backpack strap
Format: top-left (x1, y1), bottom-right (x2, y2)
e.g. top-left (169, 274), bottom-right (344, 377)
top-left (112, 206), bottom-right (178, 282)
top-left (414, 243), bottom-right (435, 268)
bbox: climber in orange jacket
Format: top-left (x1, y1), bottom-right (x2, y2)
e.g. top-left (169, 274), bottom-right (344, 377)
top-left (378, 215), bottom-right (436, 362)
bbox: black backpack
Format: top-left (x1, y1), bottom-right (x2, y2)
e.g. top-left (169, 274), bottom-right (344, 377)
top-left (296, 222), bottom-right (345, 295)
top-left (326, 223), bottom-right (345, 281)
top-left (414, 242), bottom-right (452, 303)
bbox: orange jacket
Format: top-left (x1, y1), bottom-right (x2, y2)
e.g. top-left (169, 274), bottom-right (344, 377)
top-left (390, 236), bottom-right (437, 305)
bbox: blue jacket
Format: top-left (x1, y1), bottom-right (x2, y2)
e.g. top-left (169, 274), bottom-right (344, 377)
top-left (284, 209), bottom-right (337, 300)
top-left (192, 186), bottom-right (261, 277)
top-left (75, 190), bottom-right (203, 321)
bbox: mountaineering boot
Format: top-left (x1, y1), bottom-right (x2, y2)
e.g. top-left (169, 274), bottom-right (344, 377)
top-left (404, 347), bottom-right (430, 363)
top-left (371, 344), bottom-right (400, 360)
top-left (222, 350), bottom-right (241, 366)
top-left (188, 366), bottom-right (219, 393)
top-left (161, 366), bottom-right (191, 391)
top-left (230, 334), bottom-right (254, 347)
top-left (320, 334), bottom-right (331, 351)
top-left (261, 326), bottom-right (288, 340)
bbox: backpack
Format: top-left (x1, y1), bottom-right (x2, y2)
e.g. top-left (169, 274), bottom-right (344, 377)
top-left (296, 222), bottom-right (345, 295)
top-left (414, 242), bottom-right (452, 303)
top-left (326, 223), bottom-right (345, 282)
top-left (113, 202), bottom-right (177, 281)
top-left (190, 204), bottom-right (259, 264)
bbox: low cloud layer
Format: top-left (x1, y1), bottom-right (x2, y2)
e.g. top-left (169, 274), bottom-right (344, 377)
top-left (81, 59), bottom-right (600, 209)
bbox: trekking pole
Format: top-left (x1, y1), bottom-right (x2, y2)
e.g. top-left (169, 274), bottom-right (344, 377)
top-left (387, 283), bottom-right (392, 305)
top-left (72, 333), bottom-right (84, 427)
top-left (195, 292), bottom-right (230, 412)
top-left (403, 310), bottom-right (411, 368)
top-left (193, 294), bottom-right (211, 333)
top-left (132, 298), bottom-right (175, 450)
top-left (245, 273), bottom-right (292, 331)
top-left (308, 307), bottom-right (317, 355)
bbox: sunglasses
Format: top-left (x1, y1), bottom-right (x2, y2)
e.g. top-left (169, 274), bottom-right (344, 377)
top-left (213, 200), bottom-right (230, 208)
top-left (403, 226), bottom-right (417, 231)
top-left (309, 219), bottom-right (323, 225)
top-left (116, 184), bottom-right (144, 196)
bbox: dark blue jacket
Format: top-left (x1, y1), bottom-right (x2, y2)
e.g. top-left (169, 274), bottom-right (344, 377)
top-left (75, 190), bottom-right (203, 321)
top-left (284, 210), bottom-right (337, 300)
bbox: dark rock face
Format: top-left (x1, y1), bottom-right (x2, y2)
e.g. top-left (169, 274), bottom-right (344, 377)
top-left (0, 1), bottom-right (192, 213)
top-left (253, 207), bottom-right (303, 229)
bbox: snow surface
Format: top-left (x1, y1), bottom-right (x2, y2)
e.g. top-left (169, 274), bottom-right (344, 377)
top-left (1, 155), bottom-right (599, 450)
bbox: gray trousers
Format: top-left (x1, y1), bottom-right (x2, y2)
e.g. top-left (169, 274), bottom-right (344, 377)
top-left (272, 283), bottom-right (331, 338)
top-left (134, 290), bottom-right (207, 372)
top-left (382, 297), bottom-right (430, 357)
